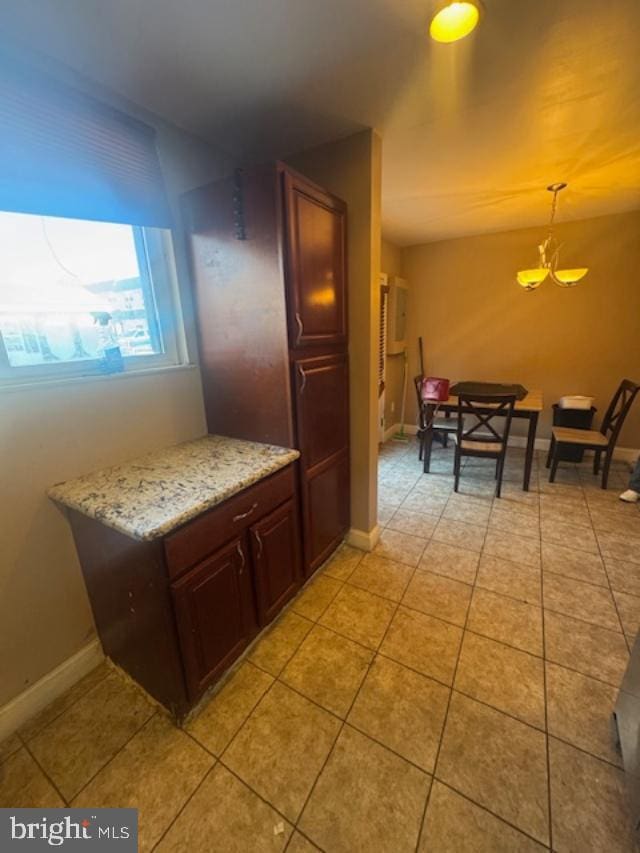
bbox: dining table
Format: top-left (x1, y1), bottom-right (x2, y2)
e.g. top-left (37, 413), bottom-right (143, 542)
top-left (421, 387), bottom-right (544, 491)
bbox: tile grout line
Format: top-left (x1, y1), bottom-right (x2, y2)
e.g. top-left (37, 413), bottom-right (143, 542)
top-left (68, 708), bottom-right (160, 806)
top-left (16, 666), bottom-right (112, 746)
top-left (538, 489), bottom-right (554, 852)
top-left (432, 778), bottom-right (552, 851)
top-left (294, 541), bottom-right (628, 692)
top-left (585, 488), bottom-right (634, 653)
top-left (21, 738), bottom-right (70, 808)
top-left (413, 532), bottom-right (478, 853)
top-left (149, 761), bottom-right (219, 852)
top-left (287, 555), bottom-right (426, 848)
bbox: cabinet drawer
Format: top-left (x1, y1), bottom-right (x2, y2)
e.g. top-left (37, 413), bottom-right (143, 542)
top-left (164, 464), bottom-right (295, 578)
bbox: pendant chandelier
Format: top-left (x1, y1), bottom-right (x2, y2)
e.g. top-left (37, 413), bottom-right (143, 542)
top-left (516, 183), bottom-right (588, 292)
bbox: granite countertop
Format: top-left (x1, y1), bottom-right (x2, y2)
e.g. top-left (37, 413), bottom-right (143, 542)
top-left (48, 435), bottom-right (299, 541)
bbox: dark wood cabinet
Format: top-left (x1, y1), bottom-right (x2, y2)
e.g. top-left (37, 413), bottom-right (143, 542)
top-left (302, 449), bottom-right (350, 572)
top-left (172, 537), bottom-right (255, 700)
top-left (293, 352), bottom-right (349, 468)
top-left (283, 170), bottom-right (347, 349)
top-left (250, 498), bottom-right (301, 626)
top-left (66, 461), bottom-right (301, 718)
top-left (184, 163), bottom-right (350, 578)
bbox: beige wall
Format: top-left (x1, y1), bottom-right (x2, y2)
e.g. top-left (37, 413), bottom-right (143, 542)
top-left (381, 239), bottom-right (406, 430)
top-left (402, 209), bottom-right (640, 447)
top-left (0, 63), bottom-right (231, 705)
top-left (288, 130), bottom-right (382, 535)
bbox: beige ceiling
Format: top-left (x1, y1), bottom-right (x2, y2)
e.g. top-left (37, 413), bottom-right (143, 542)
top-left (3, 0), bottom-right (640, 245)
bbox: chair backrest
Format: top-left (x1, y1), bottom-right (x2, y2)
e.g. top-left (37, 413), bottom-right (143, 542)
top-left (456, 393), bottom-right (517, 446)
top-left (600, 379), bottom-right (640, 445)
top-left (413, 375), bottom-right (426, 429)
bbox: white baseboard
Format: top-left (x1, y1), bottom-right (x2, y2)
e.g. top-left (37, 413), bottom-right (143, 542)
top-left (347, 524), bottom-right (381, 551)
top-left (0, 639), bottom-right (104, 742)
top-left (383, 424), bottom-right (638, 463)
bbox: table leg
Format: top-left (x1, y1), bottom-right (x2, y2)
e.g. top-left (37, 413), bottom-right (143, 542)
top-left (423, 404), bottom-right (435, 474)
top-left (523, 411), bottom-right (539, 491)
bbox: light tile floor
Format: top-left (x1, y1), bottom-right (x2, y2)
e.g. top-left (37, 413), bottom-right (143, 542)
top-left (2, 439), bottom-right (640, 851)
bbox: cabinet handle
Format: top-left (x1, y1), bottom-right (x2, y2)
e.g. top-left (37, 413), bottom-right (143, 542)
top-left (236, 542), bottom-right (245, 574)
top-left (298, 364), bottom-right (307, 394)
top-left (294, 312), bottom-right (304, 345)
top-left (254, 530), bottom-right (263, 560)
top-left (233, 502), bottom-right (258, 522)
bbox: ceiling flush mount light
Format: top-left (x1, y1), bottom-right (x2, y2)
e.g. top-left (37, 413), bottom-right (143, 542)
top-left (429, 1), bottom-right (481, 43)
top-left (516, 183), bottom-right (589, 292)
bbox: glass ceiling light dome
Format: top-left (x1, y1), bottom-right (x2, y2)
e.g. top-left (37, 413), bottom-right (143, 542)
top-left (516, 183), bottom-right (589, 292)
top-left (429, 1), bottom-right (481, 43)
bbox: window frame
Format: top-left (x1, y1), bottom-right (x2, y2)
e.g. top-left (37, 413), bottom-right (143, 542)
top-left (0, 222), bottom-right (187, 388)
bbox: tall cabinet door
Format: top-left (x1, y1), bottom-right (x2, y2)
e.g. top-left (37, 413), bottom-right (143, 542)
top-left (294, 352), bottom-right (350, 574)
top-left (283, 170), bottom-right (347, 349)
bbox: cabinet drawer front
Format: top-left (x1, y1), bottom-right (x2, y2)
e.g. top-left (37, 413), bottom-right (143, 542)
top-left (165, 464), bottom-right (295, 578)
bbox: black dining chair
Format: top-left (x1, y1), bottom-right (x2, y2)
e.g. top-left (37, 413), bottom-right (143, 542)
top-left (547, 379), bottom-right (640, 489)
top-left (413, 375), bottom-right (457, 460)
top-left (454, 393), bottom-right (517, 498)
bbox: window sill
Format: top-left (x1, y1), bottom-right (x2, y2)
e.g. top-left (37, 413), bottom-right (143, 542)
top-left (0, 362), bottom-right (198, 394)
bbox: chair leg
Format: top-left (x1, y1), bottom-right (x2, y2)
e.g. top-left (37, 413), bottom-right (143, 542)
top-left (418, 429), bottom-right (424, 461)
top-left (546, 435), bottom-right (555, 468)
top-left (443, 433), bottom-right (448, 449)
top-left (601, 448), bottom-right (613, 490)
top-left (495, 456), bottom-right (505, 498)
top-left (549, 444), bottom-right (561, 483)
top-left (495, 458), bottom-right (499, 480)
top-left (593, 450), bottom-right (601, 475)
top-left (454, 450), bottom-right (461, 493)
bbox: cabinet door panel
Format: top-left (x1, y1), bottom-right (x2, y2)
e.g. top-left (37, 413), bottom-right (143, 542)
top-left (250, 498), bottom-right (302, 626)
top-left (172, 538), bottom-right (254, 699)
top-left (294, 353), bottom-right (349, 470)
top-left (302, 451), bottom-right (350, 575)
top-left (283, 171), bottom-right (347, 348)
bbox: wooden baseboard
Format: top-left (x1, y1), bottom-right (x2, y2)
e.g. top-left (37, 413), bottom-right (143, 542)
top-left (0, 639), bottom-right (104, 742)
top-left (347, 525), bottom-right (381, 551)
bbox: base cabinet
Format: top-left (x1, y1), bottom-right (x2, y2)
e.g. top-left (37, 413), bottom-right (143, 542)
top-left (68, 463), bottom-right (302, 718)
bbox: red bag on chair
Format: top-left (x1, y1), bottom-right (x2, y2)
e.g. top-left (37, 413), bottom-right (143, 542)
top-left (422, 377), bottom-right (450, 402)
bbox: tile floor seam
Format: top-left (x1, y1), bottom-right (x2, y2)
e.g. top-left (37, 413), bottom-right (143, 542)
top-left (20, 738), bottom-right (69, 807)
top-left (68, 708), bottom-right (161, 806)
top-left (217, 676), bottom-right (282, 762)
top-left (540, 522), bottom-right (554, 853)
top-left (181, 668), bottom-right (276, 757)
top-left (291, 560), bottom-right (428, 848)
top-left (149, 761), bottom-right (218, 852)
top-left (17, 667), bottom-right (112, 746)
top-left (216, 758), bottom-right (300, 833)
top-left (431, 778), bottom-right (552, 851)
top-left (413, 544), bottom-right (475, 853)
top-left (291, 575), bottom-right (346, 624)
top-left (585, 492), bottom-right (633, 652)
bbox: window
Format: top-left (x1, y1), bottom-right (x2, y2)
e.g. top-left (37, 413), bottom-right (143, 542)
top-left (0, 212), bottom-right (183, 384)
top-left (0, 56), bottom-right (184, 386)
